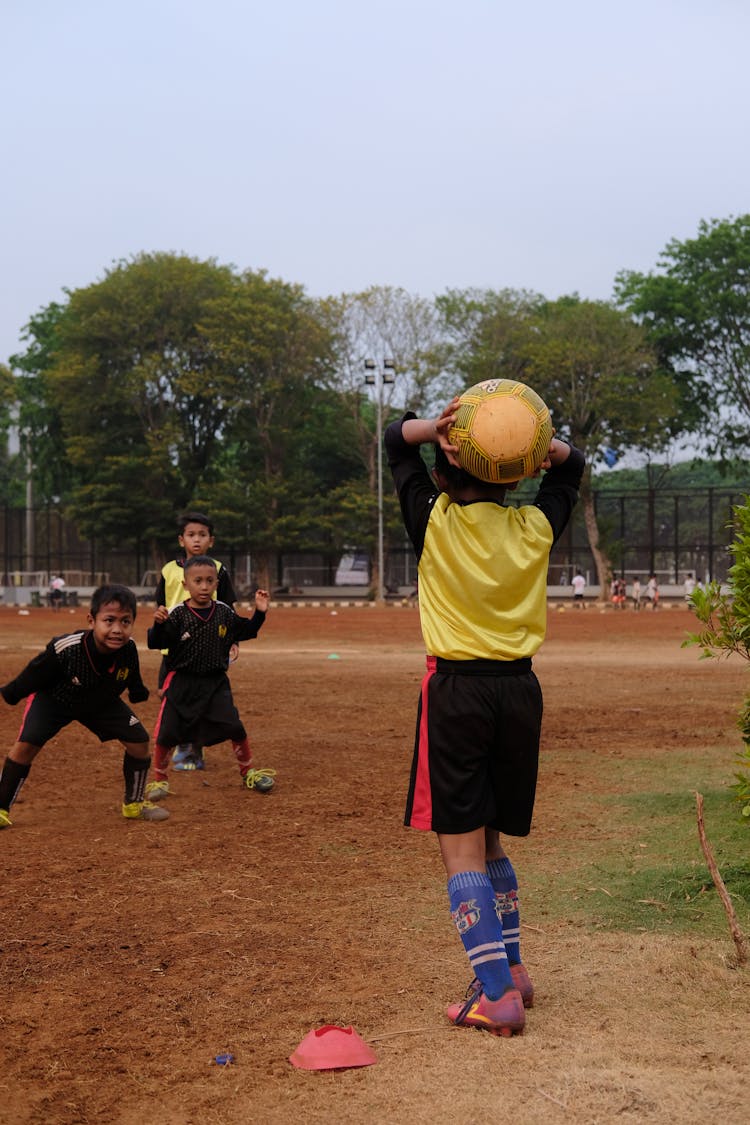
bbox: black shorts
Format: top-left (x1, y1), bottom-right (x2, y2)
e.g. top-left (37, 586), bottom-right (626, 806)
top-left (16, 693), bottom-right (149, 748)
top-left (154, 671), bottom-right (246, 748)
top-left (404, 656), bottom-right (542, 836)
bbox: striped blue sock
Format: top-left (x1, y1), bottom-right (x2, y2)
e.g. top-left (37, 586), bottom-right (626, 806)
top-left (448, 870), bottom-right (514, 1001)
top-left (486, 857), bottom-right (521, 965)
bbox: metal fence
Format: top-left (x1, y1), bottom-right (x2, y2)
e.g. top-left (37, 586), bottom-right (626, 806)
top-left (1, 486), bottom-right (747, 594)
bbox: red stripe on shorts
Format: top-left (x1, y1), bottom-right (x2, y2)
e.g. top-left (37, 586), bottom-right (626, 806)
top-left (409, 656), bottom-right (436, 830)
top-left (153, 670), bottom-right (175, 743)
top-left (16, 693), bottom-right (35, 742)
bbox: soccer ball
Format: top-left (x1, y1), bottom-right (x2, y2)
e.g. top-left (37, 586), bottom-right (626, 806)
top-left (448, 379), bottom-right (554, 484)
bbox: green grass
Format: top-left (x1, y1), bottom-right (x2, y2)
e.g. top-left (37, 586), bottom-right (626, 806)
top-left (530, 752), bottom-right (750, 937)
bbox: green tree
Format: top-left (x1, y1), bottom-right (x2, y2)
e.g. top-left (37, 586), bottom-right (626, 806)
top-left (684, 499), bottom-right (750, 819)
top-left (616, 215), bottom-right (750, 455)
top-left (520, 297), bottom-right (681, 591)
top-left (0, 363), bottom-right (20, 505)
top-left (436, 286), bottom-right (544, 389)
top-left (21, 254), bottom-right (346, 574)
top-left (10, 301), bottom-right (75, 506)
top-left (194, 270), bottom-right (342, 587)
top-left (437, 290), bottom-right (680, 592)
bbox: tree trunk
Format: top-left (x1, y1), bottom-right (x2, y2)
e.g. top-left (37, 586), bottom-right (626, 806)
top-left (252, 551), bottom-right (271, 594)
top-left (150, 538), bottom-right (166, 570)
top-left (579, 475), bottom-right (613, 600)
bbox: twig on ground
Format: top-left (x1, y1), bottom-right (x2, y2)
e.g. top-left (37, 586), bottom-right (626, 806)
top-left (536, 1088), bottom-right (568, 1110)
top-left (694, 791), bottom-right (748, 966)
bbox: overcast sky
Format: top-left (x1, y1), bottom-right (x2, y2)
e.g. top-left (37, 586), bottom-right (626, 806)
top-left (2, 0), bottom-right (749, 366)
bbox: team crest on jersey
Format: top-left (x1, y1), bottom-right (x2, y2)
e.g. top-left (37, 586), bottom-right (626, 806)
top-left (494, 889), bottom-right (518, 919)
top-left (116, 668), bottom-right (129, 682)
top-left (451, 899), bottom-right (481, 934)
top-left (218, 624), bottom-right (227, 638)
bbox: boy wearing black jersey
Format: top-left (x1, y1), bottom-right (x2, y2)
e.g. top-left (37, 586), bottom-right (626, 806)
top-left (145, 556), bottom-right (275, 803)
top-left (156, 510), bottom-right (239, 771)
top-left (386, 397), bottom-right (584, 1037)
top-left (0, 584), bottom-right (167, 828)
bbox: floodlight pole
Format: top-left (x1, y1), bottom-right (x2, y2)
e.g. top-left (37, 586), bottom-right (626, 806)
top-left (364, 358), bottom-right (395, 603)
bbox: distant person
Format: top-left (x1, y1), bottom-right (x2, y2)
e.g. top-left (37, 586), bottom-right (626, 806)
top-left (645, 574), bottom-right (659, 609)
top-left (683, 573), bottom-right (696, 602)
top-left (49, 574), bottom-right (65, 611)
top-left (631, 576), bottom-right (642, 611)
top-left (571, 570), bottom-right (586, 608)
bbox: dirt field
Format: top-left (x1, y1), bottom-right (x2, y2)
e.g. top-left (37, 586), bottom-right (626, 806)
top-left (1, 602), bottom-right (749, 1125)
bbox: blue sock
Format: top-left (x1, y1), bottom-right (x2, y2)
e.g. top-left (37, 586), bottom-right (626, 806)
top-left (486, 857), bottom-right (521, 965)
top-left (448, 871), bottom-right (514, 1000)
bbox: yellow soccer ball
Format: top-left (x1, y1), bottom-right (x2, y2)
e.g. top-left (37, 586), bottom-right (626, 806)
top-left (448, 379), bottom-right (554, 484)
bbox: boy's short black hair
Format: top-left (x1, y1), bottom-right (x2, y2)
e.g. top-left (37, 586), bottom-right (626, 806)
top-left (178, 511), bottom-right (214, 535)
top-left (90, 584), bottom-right (137, 618)
top-left (433, 444), bottom-right (506, 494)
top-left (184, 555), bottom-right (218, 574)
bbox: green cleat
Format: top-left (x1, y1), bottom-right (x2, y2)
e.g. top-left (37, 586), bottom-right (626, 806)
top-left (242, 767), bottom-right (276, 793)
top-left (145, 780), bottom-right (171, 802)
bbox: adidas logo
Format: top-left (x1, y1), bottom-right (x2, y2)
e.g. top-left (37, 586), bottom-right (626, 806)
top-left (180, 631), bottom-right (191, 641)
top-left (129, 715), bottom-right (139, 726)
top-left (71, 676), bottom-right (81, 685)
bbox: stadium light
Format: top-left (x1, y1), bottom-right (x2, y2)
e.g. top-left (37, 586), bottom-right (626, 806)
top-left (364, 358), bottom-right (395, 602)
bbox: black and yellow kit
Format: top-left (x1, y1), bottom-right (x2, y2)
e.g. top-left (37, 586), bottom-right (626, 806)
top-left (385, 414), bottom-right (584, 834)
top-left (148, 601), bottom-right (265, 749)
top-left (0, 631), bottom-right (149, 746)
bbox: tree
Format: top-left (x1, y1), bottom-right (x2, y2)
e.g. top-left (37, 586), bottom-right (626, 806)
top-left (318, 287), bottom-right (446, 596)
top-left (436, 286), bottom-right (544, 390)
top-left (616, 215), bottom-right (750, 455)
top-left (10, 301), bottom-right (76, 507)
top-left (684, 498), bottom-right (750, 823)
top-left (0, 362), bottom-right (20, 505)
top-left (437, 290), bottom-right (681, 592)
top-left (519, 298), bottom-right (681, 591)
top-left (17, 254), bottom-right (347, 574)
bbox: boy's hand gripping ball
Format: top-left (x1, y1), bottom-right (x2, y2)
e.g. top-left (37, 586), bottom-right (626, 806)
top-left (448, 379), bottom-right (554, 484)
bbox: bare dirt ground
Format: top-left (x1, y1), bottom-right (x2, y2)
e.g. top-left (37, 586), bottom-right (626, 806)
top-left (1, 602), bottom-right (749, 1125)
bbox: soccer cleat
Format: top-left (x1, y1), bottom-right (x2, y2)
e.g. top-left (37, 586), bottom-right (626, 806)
top-left (172, 745), bottom-right (205, 771)
top-left (447, 982), bottom-right (525, 1037)
top-left (242, 767), bottom-right (276, 793)
top-left (145, 780), bottom-right (171, 802)
top-left (510, 963), bottom-right (534, 1009)
top-left (0, 808), bottom-right (12, 829)
top-left (122, 800), bottom-right (170, 822)
top-left (467, 963), bottom-right (534, 1009)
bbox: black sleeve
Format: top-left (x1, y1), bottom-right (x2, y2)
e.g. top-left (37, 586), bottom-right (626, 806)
top-left (0, 641), bottom-right (63, 705)
top-left (533, 446), bottom-right (585, 544)
top-left (217, 565), bottom-right (238, 606)
top-left (147, 619), bottom-right (172, 650)
top-left (125, 644), bottom-right (150, 703)
top-left (231, 608), bottom-right (266, 642)
top-left (384, 414), bottom-right (439, 561)
top-left (154, 574), bottom-right (166, 605)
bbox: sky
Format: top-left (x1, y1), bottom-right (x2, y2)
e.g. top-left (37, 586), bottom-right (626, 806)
top-left (2, 0), bottom-right (750, 367)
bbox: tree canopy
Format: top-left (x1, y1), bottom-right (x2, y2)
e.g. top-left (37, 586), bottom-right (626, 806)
top-left (616, 214), bottom-right (750, 455)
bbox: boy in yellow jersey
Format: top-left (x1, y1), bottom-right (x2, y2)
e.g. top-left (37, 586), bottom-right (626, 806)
top-left (385, 396), bottom-right (584, 1037)
top-left (156, 511), bottom-right (238, 770)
